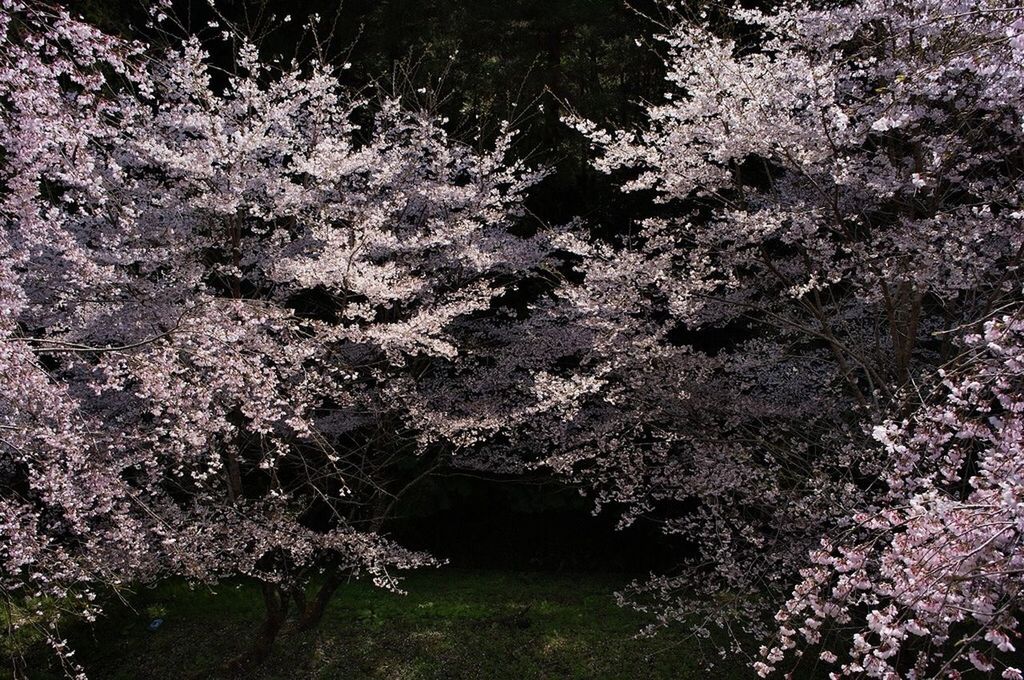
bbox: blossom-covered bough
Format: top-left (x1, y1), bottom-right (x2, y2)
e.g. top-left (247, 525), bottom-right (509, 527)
top-left (541, 0), bottom-right (1024, 675)
top-left (764, 313), bottom-right (1024, 678)
top-left (0, 1), bottom-right (546, 674)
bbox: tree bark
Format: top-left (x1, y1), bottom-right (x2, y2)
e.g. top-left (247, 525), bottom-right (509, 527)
top-left (296, 569), bottom-right (344, 631)
top-left (224, 582), bottom-right (289, 675)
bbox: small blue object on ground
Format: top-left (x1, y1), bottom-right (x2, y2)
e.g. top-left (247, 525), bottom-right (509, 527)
top-left (147, 618), bottom-right (163, 631)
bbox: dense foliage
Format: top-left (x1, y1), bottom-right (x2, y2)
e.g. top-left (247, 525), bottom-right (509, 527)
top-left (554, 2), bottom-right (1024, 676)
top-left (1, 0), bottom-right (545, 671)
top-left (2, 0), bottom-right (1023, 678)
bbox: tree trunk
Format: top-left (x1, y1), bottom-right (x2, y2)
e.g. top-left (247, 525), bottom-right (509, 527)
top-left (296, 569), bottom-right (344, 631)
top-left (289, 583), bottom-right (307, 616)
top-left (224, 582), bottom-right (289, 675)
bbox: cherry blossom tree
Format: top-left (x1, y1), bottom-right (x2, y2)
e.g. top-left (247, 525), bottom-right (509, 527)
top-left (0, 1), bottom-right (546, 673)
top-left (478, 0), bottom-right (1024, 672)
top-left (762, 311), bottom-right (1024, 678)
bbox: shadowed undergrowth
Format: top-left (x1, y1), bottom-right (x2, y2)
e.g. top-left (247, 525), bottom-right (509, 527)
top-left (11, 569), bottom-right (754, 679)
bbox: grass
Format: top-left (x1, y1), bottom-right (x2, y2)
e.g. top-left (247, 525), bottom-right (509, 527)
top-left (10, 569), bottom-right (755, 679)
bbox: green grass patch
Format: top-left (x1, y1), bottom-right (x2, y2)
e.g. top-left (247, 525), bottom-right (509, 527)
top-left (11, 570), bottom-right (754, 679)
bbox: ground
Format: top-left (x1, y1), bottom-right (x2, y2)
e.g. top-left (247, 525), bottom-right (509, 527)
top-left (9, 569), bottom-right (754, 679)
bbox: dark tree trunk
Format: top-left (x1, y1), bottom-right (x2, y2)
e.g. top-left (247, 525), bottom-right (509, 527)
top-left (224, 582), bottom-right (289, 675)
top-left (289, 583), bottom-right (307, 616)
top-left (296, 569), bottom-right (344, 631)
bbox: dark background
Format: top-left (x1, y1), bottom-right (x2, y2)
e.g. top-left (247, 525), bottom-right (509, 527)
top-left (389, 474), bottom-right (679, 572)
top-left (69, 0), bottom-right (668, 231)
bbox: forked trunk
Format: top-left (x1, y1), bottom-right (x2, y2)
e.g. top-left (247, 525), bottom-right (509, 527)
top-left (224, 582), bottom-right (289, 675)
top-left (296, 569), bottom-right (344, 631)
